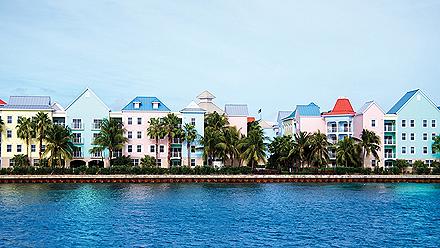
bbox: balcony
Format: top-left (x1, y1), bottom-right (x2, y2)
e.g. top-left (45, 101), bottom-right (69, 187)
top-left (172, 138), bottom-right (182, 144)
top-left (327, 138), bottom-right (337, 144)
top-left (384, 139), bottom-right (395, 145)
top-left (384, 126), bottom-right (396, 132)
top-left (384, 153), bottom-right (396, 159)
top-left (92, 152), bottom-right (103, 158)
top-left (71, 123), bottom-right (84, 130)
top-left (73, 152), bottom-right (83, 158)
top-left (54, 122), bottom-right (65, 127)
top-left (171, 152), bottom-right (182, 158)
top-left (338, 127), bottom-right (351, 133)
top-left (73, 138), bottom-right (83, 144)
top-left (327, 127), bottom-right (337, 133)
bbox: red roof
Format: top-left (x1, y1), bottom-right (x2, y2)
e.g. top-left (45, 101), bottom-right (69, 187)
top-left (323, 98), bottom-right (355, 116)
top-left (247, 117), bottom-right (256, 123)
top-left (0, 99), bottom-right (6, 105)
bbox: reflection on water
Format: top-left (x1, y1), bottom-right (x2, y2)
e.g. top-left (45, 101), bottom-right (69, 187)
top-left (0, 183), bottom-right (439, 247)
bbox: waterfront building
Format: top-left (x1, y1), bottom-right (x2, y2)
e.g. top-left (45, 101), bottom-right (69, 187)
top-left (180, 101), bottom-right (206, 167)
top-left (0, 96), bottom-right (57, 167)
top-left (196, 90), bottom-right (224, 114)
top-left (353, 101), bottom-right (385, 168)
top-left (276, 111), bottom-right (292, 136)
top-left (387, 89), bottom-right (440, 167)
top-left (121, 96), bottom-right (171, 167)
top-left (65, 88), bottom-right (110, 167)
top-left (225, 104), bottom-right (249, 136)
top-left (281, 102), bottom-right (324, 136)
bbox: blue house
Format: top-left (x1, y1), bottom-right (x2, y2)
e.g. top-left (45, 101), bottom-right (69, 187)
top-left (65, 88), bottom-right (110, 167)
top-left (180, 101), bottom-right (205, 167)
top-left (387, 89), bottom-right (440, 167)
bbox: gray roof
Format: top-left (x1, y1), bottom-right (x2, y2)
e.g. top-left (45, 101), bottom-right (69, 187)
top-left (225, 104), bottom-right (249, 116)
top-left (277, 111), bottom-right (293, 122)
top-left (197, 90), bottom-right (216, 100)
top-left (1, 96), bottom-right (53, 110)
top-left (180, 101), bottom-right (206, 113)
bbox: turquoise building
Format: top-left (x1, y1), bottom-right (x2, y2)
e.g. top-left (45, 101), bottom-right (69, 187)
top-left (65, 88), bottom-right (110, 167)
top-left (387, 89), bottom-right (440, 167)
top-left (180, 101), bottom-right (205, 167)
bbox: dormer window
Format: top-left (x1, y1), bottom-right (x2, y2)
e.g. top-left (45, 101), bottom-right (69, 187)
top-left (133, 102), bottom-right (141, 109)
top-left (152, 102), bottom-right (160, 109)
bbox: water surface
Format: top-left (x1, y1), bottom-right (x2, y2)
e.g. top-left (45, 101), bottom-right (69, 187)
top-left (0, 183), bottom-right (439, 247)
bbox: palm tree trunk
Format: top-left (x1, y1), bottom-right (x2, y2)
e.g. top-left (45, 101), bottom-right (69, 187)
top-left (155, 137), bottom-right (159, 167)
top-left (109, 149), bottom-right (113, 166)
top-left (39, 137), bottom-right (43, 164)
top-left (187, 142), bottom-right (191, 167)
top-left (26, 138), bottom-right (30, 166)
top-left (168, 136), bottom-right (172, 168)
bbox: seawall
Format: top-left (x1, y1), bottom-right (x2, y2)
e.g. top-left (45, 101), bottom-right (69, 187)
top-left (0, 175), bottom-right (440, 183)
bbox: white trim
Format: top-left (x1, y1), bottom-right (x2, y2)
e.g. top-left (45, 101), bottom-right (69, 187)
top-left (65, 88), bottom-right (111, 111)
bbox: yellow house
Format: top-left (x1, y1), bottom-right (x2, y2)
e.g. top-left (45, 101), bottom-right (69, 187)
top-left (0, 96), bottom-right (65, 167)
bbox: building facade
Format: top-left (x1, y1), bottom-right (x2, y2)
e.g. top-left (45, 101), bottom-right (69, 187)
top-left (180, 101), bottom-right (205, 167)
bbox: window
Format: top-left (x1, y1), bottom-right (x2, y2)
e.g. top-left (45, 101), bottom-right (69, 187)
top-left (410, 147), bottom-right (415, 154)
top-left (93, 133), bottom-right (99, 143)
top-left (127, 131), bottom-right (132, 139)
top-left (423, 147), bottom-right (428, 154)
top-left (191, 159), bottom-right (196, 167)
top-left (401, 120), bottom-right (406, 127)
top-left (371, 159), bottom-right (376, 167)
top-left (156, 159), bottom-right (162, 167)
top-left (137, 131), bottom-right (142, 139)
top-left (132, 159), bottom-right (140, 166)
top-left (133, 102), bottom-right (140, 109)
top-left (401, 133), bottom-right (406, 141)
top-left (150, 145), bottom-right (155, 153)
top-left (31, 144), bottom-right (36, 153)
top-left (159, 145), bottom-right (164, 153)
top-left (433, 133), bottom-right (437, 140)
top-left (7, 116), bottom-right (12, 124)
top-left (137, 145), bottom-right (142, 153)
top-left (191, 118), bottom-right (196, 126)
top-left (73, 133), bottom-right (82, 143)
top-left (6, 130), bottom-right (12, 138)
top-left (41, 145), bottom-right (46, 152)
top-left (191, 145), bottom-right (196, 153)
top-left (93, 119), bottom-right (102, 129)
top-left (407, 160), bottom-right (413, 165)
top-left (402, 147), bottom-right (406, 154)
top-left (371, 120), bottom-right (376, 127)
top-left (127, 145), bottom-right (132, 153)
top-left (152, 102), bottom-right (159, 109)
top-left (137, 117), bottom-right (142, 125)
top-left (433, 120), bottom-right (437, 128)
top-left (423, 120), bottom-right (427, 127)
top-left (9, 159), bottom-right (15, 167)
top-left (410, 120), bottom-right (415, 127)
top-left (128, 117), bottom-right (132, 125)
top-left (410, 133), bottom-right (415, 141)
top-left (17, 145), bottom-right (22, 153)
top-left (7, 145), bottom-right (12, 152)
top-left (425, 160), bottom-right (433, 167)
top-left (72, 119), bottom-right (82, 129)
top-left (423, 133), bottom-right (428, 141)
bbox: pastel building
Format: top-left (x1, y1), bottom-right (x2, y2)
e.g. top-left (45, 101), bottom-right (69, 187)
top-left (65, 88), bottom-right (110, 167)
top-left (386, 89), bottom-right (440, 167)
top-left (276, 111), bottom-right (292, 136)
top-left (180, 101), bottom-right (206, 167)
top-left (225, 104), bottom-right (249, 136)
top-left (0, 96), bottom-right (59, 167)
top-left (281, 103), bottom-right (324, 136)
top-left (121, 96), bottom-right (172, 167)
top-left (353, 101), bottom-right (385, 168)
top-left (197, 91), bottom-right (224, 114)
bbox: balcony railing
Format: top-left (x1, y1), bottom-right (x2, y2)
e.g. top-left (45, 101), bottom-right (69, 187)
top-left (73, 138), bottom-right (83, 144)
top-left (92, 152), bottom-right (102, 158)
top-left (384, 126), bottom-right (396, 132)
top-left (71, 123), bottom-right (84, 130)
top-left (327, 127), bottom-right (337, 133)
top-left (73, 152), bottom-right (83, 158)
top-left (338, 127), bottom-right (351, 132)
top-left (384, 153), bottom-right (396, 159)
top-left (384, 139), bottom-right (395, 145)
top-left (54, 122), bottom-right (65, 126)
top-left (172, 138), bottom-right (182, 144)
top-left (171, 152), bottom-right (182, 158)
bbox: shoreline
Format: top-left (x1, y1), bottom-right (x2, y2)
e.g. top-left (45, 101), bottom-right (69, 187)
top-left (1, 175), bottom-right (440, 183)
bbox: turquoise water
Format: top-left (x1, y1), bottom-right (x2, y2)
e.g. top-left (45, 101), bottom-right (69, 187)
top-left (0, 183), bottom-right (439, 247)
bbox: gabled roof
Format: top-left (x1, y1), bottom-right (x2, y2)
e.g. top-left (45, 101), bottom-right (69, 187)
top-left (1, 96), bottom-right (52, 110)
top-left (282, 110), bottom-right (296, 121)
top-left (180, 101), bottom-right (206, 113)
top-left (296, 102), bottom-right (321, 117)
top-left (259, 120), bottom-right (276, 129)
top-left (66, 88), bottom-right (110, 111)
top-left (225, 104), bottom-right (249, 117)
top-left (277, 111), bottom-right (292, 122)
top-left (387, 90), bottom-right (418, 114)
top-left (51, 102), bottom-right (65, 112)
top-left (0, 99), bottom-right (6, 105)
top-left (356, 101), bottom-right (385, 116)
top-left (322, 97), bottom-right (355, 116)
top-left (197, 90), bottom-right (216, 100)
top-left (122, 96), bottom-right (171, 111)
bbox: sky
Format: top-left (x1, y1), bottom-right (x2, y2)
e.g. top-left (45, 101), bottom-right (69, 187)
top-left (1, 0), bottom-right (439, 120)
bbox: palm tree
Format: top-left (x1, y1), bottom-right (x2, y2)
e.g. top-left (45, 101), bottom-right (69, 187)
top-left (289, 132), bottom-right (310, 169)
top-left (147, 118), bottom-right (165, 165)
top-left (336, 136), bottom-right (361, 167)
top-left (432, 135), bottom-right (440, 154)
top-left (33, 112), bottom-right (52, 164)
top-left (162, 113), bottom-right (183, 167)
top-left (16, 116), bottom-right (33, 159)
top-left (183, 123), bottom-right (198, 167)
top-left (358, 129), bottom-right (381, 167)
top-left (217, 126), bottom-right (242, 166)
top-left (201, 112), bottom-right (229, 166)
top-left (92, 118), bottom-right (128, 165)
top-left (44, 124), bottom-right (76, 167)
top-left (308, 131), bottom-right (330, 167)
top-left (239, 125), bottom-right (267, 170)
top-left (268, 135), bottom-right (293, 171)
top-left (12, 154), bottom-right (30, 167)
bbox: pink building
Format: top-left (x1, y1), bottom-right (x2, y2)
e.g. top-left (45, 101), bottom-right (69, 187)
top-left (353, 101), bottom-right (385, 168)
top-left (225, 104), bottom-right (249, 136)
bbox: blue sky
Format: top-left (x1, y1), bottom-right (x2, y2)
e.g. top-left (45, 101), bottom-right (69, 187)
top-left (1, 0), bottom-right (439, 120)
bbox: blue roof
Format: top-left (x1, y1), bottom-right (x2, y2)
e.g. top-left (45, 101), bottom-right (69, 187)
top-left (282, 110), bottom-right (296, 120)
top-left (296, 102), bottom-right (321, 116)
top-left (122, 97), bottom-right (171, 111)
top-left (387, 90), bottom-right (418, 114)
top-left (277, 111), bottom-right (293, 122)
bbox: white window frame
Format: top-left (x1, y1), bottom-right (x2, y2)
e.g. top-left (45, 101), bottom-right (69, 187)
top-left (137, 145), bottom-right (142, 153)
top-left (150, 145), bottom-right (155, 153)
top-left (7, 145), bottom-right (12, 153)
top-left (127, 131), bottom-right (132, 139)
top-left (128, 117), bottom-right (132, 125)
top-left (423, 133), bottom-right (428, 141)
top-left (371, 120), bottom-right (376, 127)
top-left (137, 117), bottom-right (142, 125)
top-left (410, 133), bottom-right (415, 141)
top-left (402, 147), bottom-right (406, 154)
top-left (401, 133), bottom-right (406, 141)
top-left (401, 120), bottom-right (406, 127)
top-left (127, 145), bottom-right (132, 153)
top-left (423, 119), bottom-right (427, 128)
top-left (410, 147), bottom-right (415, 154)
top-left (423, 147), bottom-right (428, 154)
top-left (137, 131), bottom-right (142, 139)
top-left (410, 119), bottom-right (415, 128)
